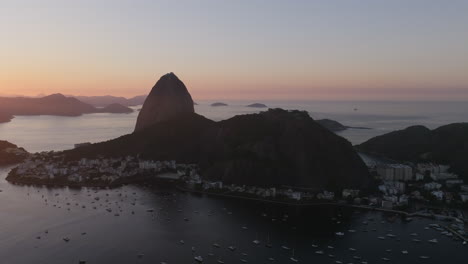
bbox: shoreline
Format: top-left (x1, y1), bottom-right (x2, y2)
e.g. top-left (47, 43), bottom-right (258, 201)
top-left (176, 185), bottom-right (468, 230)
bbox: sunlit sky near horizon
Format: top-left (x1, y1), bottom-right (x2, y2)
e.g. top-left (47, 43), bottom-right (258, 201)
top-left (1, 0), bottom-right (468, 100)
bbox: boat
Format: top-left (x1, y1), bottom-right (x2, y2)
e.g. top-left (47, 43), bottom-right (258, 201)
top-left (212, 243), bottom-right (220, 248)
top-left (335, 232), bottom-right (344, 236)
top-left (428, 238), bottom-right (438, 243)
top-left (228, 246), bottom-right (236, 251)
top-left (419, 256), bottom-right (430, 259)
top-left (311, 244), bottom-right (318, 248)
top-left (381, 257), bottom-right (390, 261)
top-left (253, 240), bottom-right (261, 245)
top-left (63, 237), bottom-right (70, 242)
top-left (315, 250), bottom-right (324, 255)
top-left (290, 249), bottom-right (299, 262)
top-left (282, 245), bottom-right (291, 250)
top-left (194, 256), bottom-right (203, 263)
top-left (401, 250), bottom-right (408, 254)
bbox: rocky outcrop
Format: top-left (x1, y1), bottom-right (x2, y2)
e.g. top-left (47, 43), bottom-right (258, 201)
top-left (134, 73), bottom-right (194, 132)
top-left (0, 140), bottom-right (29, 165)
top-left (357, 123), bottom-right (468, 180)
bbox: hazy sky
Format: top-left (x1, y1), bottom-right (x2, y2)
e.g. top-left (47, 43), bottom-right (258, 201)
top-left (1, 0), bottom-right (467, 100)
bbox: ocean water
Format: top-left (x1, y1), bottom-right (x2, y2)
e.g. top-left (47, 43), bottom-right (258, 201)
top-left (1, 101), bottom-right (468, 263)
top-left (0, 101), bottom-right (467, 152)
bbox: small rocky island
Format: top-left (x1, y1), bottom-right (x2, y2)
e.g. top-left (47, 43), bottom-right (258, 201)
top-left (211, 102), bottom-right (228, 107)
top-left (246, 103), bottom-right (267, 108)
top-left (0, 140), bottom-right (29, 166)
top-left (8, 73), bottom-right (371, 191)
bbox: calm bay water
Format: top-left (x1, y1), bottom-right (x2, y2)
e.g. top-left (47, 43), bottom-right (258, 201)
top-left (1, 101), bottom-right (468, 152)
top-left (1, 101), bottom-right (468, 263)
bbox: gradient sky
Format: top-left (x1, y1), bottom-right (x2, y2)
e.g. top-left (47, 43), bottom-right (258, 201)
top-left (1, 0), bottom-right (468, 100)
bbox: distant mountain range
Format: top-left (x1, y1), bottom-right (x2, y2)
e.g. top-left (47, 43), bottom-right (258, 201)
top-left (357, 123), bottom-right (468, 181)
top-left (0, 94), bottom-right (133, 123)
top-left (74, 95), bottom-right (147, 107)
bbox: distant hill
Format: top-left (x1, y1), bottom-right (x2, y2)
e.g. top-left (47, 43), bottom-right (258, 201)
top-left (75, 95), bottom-right (147, 107)
top-left (357, 123), bottom-right (468, 180)
top-left (0, 140), bottom-right (29, 165)
top-left (0, 94), bottom-right (134, 122)
top-left (99, 103), bottom-right (134, 114)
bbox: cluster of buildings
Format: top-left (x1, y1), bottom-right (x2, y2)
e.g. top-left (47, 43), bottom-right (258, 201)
top-left (372, 162), bottom-right (468, 207)
top-left (11, 152), bottom-right (196, 185)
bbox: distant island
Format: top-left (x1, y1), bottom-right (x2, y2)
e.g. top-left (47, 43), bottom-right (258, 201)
top-left (211, 102), bottom-right (228, 107)
top-left (8, 73), bottom-right (371, 191)
top-left (0, 140), bottom-right (29, 166)
top-left (246, 103), bottom-right (267, 108)
top-left (0, 94), bottom-right (133, 123)
top-left (316, 119), bottom-right (371, 132)
top-left (357, 123), bottom-right (468, 181)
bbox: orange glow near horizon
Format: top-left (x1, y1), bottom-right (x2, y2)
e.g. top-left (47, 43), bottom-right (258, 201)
top-left (1, 1), bottom-right (467, 101)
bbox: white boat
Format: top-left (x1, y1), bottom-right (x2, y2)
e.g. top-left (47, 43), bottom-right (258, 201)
top-left (419, 256), bottom-right (430, 259)
top-left (335, 232), bottom-right (345, 236)
top-left (228, 246), bottom-right (236, 251)
top-left (282, 245), bottom-right (291, 250)
top-left (290, 249), bottom-right (299, 262)
top-left (401, 250), bottom-right (408, 254)
top-left (194, 256), bottom-right (203, 263)
top-left (253, 240), bottom-right (261, 245)
top-left (428, 238), bottom-right (438, 243)
top-left (315, 250), bottom-right (324, 255)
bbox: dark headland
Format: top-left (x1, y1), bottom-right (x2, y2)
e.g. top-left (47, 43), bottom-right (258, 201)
top-left (357, 123), bottom-right (468, 181)
top-left (0, 140), bottom-right (29, 166)
top-left (316, 119), bottom-right (371, 132)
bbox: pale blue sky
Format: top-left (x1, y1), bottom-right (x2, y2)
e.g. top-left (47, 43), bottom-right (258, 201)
top-left (1, 0), bottom-right (467, 100)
